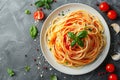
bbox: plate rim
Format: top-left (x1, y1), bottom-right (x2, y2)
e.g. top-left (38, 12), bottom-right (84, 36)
top-left (40, 3), bottom-right (111, 75)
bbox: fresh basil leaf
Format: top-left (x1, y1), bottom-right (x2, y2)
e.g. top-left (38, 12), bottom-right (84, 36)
top-left (40, 0), bottom-right (53, 3)
top-left (47, 0), bottom-right (53, 3)
top-left (41, 0), bottom-right (46, 3)
top-left (44, 0), bottom-right (48, 3)
top-left (35, 1), bottom-right (44, 7)
top-left (30, 25), bottom-right (38, 39)
top-left (77, 30), bottom-right (88, 39)
top-left (77, 40), bottom-right (84, 47)
top-left (7, 68), bottom-right (15, 77)
top-left (70, 40), bottom-right (76, 47)
top-left (50, 75), bottom-right (57, 80)
top-left (45, 3), bottom-right (51, 9)
top-left (68, 32), bottom-right (76, 39)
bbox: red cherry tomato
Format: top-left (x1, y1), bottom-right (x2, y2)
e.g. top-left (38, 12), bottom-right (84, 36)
top-left (108, 74), bottom-right (118, 80)
top-left (33, 10), bottom-right (44, 20)
top-left (99, 2), bottom-right (110, 12)
top-left (107, 10), bottom-right (117, 20)
top-left (106, 63), bottom-right (115, 73)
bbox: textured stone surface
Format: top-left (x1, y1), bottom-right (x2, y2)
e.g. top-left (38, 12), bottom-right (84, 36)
top-left (0, 0), bottom-right (120, 80)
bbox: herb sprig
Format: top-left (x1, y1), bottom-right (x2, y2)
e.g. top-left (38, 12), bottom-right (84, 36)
top-left (35, 0), bottom-right (53, 9)
top-left (67, 30), bottom-right (88, 47)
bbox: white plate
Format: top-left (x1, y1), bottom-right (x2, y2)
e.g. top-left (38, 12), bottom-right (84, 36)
top-left (40, 3), bottom-right (110, 75)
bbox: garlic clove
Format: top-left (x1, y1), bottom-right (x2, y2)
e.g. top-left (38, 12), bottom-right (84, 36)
top-left (111, 23), bottom-right (120, 34)
top-left (111, 53), bottom-right (120, 61)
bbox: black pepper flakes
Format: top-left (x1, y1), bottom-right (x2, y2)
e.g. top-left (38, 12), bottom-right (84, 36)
top-left (68, 9), bottom-right (70, 11)
top-left (96, 2), bottom-right (99, 6)
top-left (30, 4), bottom-right (33, 6)
top-left (36, 64), bottom-right (38, 66)
top-left (43, 7), bottom-right (46, 9)
top-left (98, 72), bottom-right (101, 76)
top-left (36, 48), bottom-right (39, 51)
top-left (37, 8), bottom-right (43, 11)
top-left (25, 55), bottom-right (28, 57)
top-left (34, 58), bottom-right (37, 62)
top-left (43, 66), bottom-right (48, 70)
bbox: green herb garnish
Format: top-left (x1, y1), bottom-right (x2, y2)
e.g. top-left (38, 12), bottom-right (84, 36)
top-left (35, 1), bottom-right (44, 7)
top-left (61, 11), bottom-right (65, 16)
top-left (30, 25), bottom-right (38, 39)
top-left (67, 30), bottom-right (88, 47)
top-left (77, 30), bottom-right (88, 39)
top-left (65, 61), bottom-right (68, 64)
top-left (77, 39), bottom-right (84, 47)
top-left (34, 0), bottom-right (53, 9)
top-left (25, 66), bottom-right (30, 72)
top-left (48, 39), bottom-right (50, 41)
top-left (85, 26), bottom-right (92, 32)
top-left (50, 75), bottom-right (57, 80)
top-left (25, 9), bottom-right (31, 14)
top-left (50, 48), bottom-right (52, 51)
top-left (62, 13), bottom-right (64, 16)
top-left (70, 40), bottom-right (76, 47)
top-left (45, 2), bottom-right (51, 9)
top-left (7, 68), bottom-right (15, 77)
top-left (68, 32), bottom-right (76, 39)
top-left (47, 0), bottom-right (53, 3)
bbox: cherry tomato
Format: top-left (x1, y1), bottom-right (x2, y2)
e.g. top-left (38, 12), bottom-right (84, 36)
top-left (99, 2), bottom-right (110, 12)
top-left (108, 74), bottom-right (118, 80)
top-left (107, 10), bottom-right (117, 20)
top-left (106, 63), bottom-right (115, 73)
top-left (33, 10), bottom-right (44, 20)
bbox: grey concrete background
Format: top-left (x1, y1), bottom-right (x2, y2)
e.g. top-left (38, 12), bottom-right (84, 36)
top-left (0, 0), bottom-right (120, 80)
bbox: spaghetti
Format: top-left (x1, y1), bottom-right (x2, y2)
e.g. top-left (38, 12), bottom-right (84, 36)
top-left (45, 10), bottom-right (106, 67)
